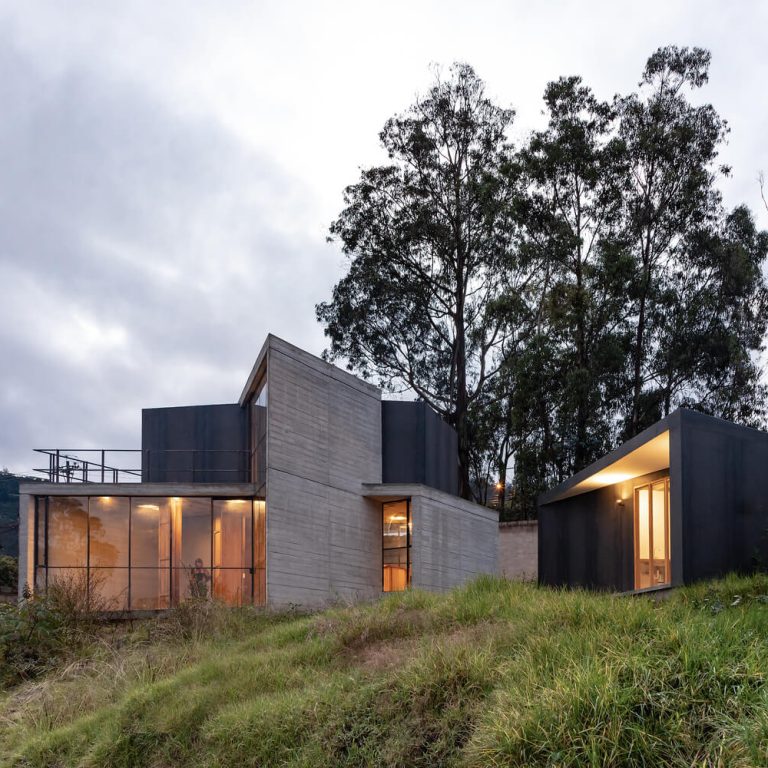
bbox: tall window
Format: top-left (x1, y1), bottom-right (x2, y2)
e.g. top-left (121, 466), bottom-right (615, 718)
top-left (383, 499), bottom-right (411, 592)
top-left (250, 378), bottom-right (268, 492)
top-left (634, 477), bottom-right (671, 590)
top-left (35, 496), bottom-right (266, 610)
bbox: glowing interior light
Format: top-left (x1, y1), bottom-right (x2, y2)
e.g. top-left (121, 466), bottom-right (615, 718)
top-left (590, 472), bottom-right (634, 485)
top-left (136, 504), bottom-right (160, 510)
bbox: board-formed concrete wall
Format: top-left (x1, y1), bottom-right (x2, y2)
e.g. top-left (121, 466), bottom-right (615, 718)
top-left (408, 487), bottom-right (498, 592)
top-left (498, 521), bottom-right (538, 581)
top-left (264, 337), bottom-right (384, 606)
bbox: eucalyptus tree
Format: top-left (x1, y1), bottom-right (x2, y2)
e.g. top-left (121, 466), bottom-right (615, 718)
top-left (317, 64), bottom-right (536, 499)
top-left (649, 205), bottom-right (768, 424)
top-left (518, 76), bottom-right (631, 473)
top-left (618, 46), bottom-right (732, 436)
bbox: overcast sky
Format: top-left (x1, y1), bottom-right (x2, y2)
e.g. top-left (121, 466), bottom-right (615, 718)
top-left (1, 1), bottom-right (767, 473)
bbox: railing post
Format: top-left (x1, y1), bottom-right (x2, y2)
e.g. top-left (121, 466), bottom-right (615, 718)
top-left (101, 450), bottom-right (105, 483)
top-left (55, 450), bottom-right (60, 484)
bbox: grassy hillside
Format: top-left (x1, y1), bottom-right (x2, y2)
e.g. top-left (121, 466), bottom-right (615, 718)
top-left (4, 574), bottom-right (768, 767)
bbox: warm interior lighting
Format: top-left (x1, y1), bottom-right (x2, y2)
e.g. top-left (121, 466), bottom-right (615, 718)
top-left (100, 496), bottom-right (111, 501)
top-left (226, 499), bottom-right (248, 505)
top-left (389, 515), bottom-right (407, 522)
top-left (552, 431), bottom-right (670, 501)
top-left (136, 504), bottom-right (160, 509)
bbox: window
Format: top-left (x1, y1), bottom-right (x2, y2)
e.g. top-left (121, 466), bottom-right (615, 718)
top-left (130, 498), bottom-right (171, 610)
top-left (213, 499), bottom-right (253, 607)
top-left (250, 378), bottom-right (268, 492)
top-left (634, 477), bottom-right (670, 589)
top-left (35, 495), bottom-right (266, 610)
top-left (383, 499), bottom-right (411, 592)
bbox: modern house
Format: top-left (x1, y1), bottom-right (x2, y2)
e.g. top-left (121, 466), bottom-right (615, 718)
top-left (538, 408), bottom-right (768, 592)
top-left (18, 335), bottom-right (498, 610)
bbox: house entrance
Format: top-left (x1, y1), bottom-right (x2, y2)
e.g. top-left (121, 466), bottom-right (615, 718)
top-left (634, 477), bottom-right (670, 589)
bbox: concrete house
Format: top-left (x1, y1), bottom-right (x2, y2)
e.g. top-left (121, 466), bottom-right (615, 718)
top-left (538, 408), bottom-right (768, 592)
top-left (18, 335), bottom-right (498, 609)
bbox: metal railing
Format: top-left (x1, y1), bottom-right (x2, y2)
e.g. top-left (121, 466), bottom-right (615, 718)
top-left (33, 449), bottom-right (251, 484)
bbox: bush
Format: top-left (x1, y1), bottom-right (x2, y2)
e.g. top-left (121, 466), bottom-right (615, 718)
top-left (0, 595), bottom-right (66, 686)
top-left (0, 555), bottom-right (17, 590)
top-left (0, 571), bottom-right (115, 687)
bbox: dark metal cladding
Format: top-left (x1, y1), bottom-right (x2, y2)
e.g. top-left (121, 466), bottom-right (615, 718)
top-left (141, 404), bottom-right (249, 483)
top-left (381, 401), bottom-right (459, 495)
top-left (678, 410), bottom-right (768, 583)
top-left (537, 408), bottom-right (768, 592)
top-left (538, 470), bottom-right (668, 592)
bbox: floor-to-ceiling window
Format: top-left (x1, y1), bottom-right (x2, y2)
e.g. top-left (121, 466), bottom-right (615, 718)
top-left (35, 496), bottom-right (266, 609)
top-left (634, 477), bottom-right (671, 590)
top-left (383, 499), bottom-right (411, 592)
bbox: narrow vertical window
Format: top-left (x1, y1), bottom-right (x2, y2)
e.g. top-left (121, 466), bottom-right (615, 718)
top-left (250, 379), bottom-right (268, 492)
top-left (383, 499), bottom-right (410, 592)
top-left (253, 499), bottom-right (267, 606)
top-left (634, 477), bottom-right (671, 590)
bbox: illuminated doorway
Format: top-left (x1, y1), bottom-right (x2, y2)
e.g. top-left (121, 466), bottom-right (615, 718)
top-left (634, 478), bottom-right (670, 589)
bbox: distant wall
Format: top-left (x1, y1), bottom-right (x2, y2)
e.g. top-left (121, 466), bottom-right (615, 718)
top-left (141, 404), bottom-right (248, 483)
top-left (498, 521), bottom-right (538, 581)
top-left (382, 401), bottom-right (458, 496)
top-left (410, 488), bottom-right (498, 592)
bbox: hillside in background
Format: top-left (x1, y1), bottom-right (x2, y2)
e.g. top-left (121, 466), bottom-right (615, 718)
top-left (3, 574), bottom-right (768, 767)
top-left (0, 471), bottom-right (40, 557)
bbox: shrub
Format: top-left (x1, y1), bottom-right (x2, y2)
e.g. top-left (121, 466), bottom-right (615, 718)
top-left (0, 595), bottom-right (66, 686)
top-left (0, 555), bottom-right (17, 590)
top-left (0, 570), bottom-right (115, 687)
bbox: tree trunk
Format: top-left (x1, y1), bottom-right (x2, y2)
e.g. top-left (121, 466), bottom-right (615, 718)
top-left (630, 272), bottom-right (649, 436)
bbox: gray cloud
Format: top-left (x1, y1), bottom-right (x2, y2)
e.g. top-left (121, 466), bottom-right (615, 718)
top-left (0, 1), bottom-right (766, 474)
top-left (0, 32), bottom-right (334, 470)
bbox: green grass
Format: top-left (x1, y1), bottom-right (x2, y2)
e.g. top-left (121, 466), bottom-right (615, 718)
top-left (4, 574), bottom-right (768, 766)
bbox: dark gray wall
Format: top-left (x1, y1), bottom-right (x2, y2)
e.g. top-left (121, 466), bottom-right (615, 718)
top-left (538, 469), bottom-right (669, 592)
top-left (382, 401), bottom-right (458, 495)
top-left (679, 410), bottom-right (768, 582)
top-left (141, 404), bottom-right (248, 483)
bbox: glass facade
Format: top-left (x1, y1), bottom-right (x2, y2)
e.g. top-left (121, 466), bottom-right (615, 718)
top-left (35, 496), bottom-right (266, 610)
top-left (382, 499), bottom-right (411, 591)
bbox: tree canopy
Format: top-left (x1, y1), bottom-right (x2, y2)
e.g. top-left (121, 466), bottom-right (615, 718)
top-left (318, 49), bottom-right (768, 511)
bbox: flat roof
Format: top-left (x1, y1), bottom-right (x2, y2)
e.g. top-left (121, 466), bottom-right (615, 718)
top-left (539, 411), bottom-right (678, 505)
top-left (19, 482), bottom-right (259, 497)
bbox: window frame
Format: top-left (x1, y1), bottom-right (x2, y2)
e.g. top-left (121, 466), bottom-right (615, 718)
top-left (382, 498), bottom-right (411, 592)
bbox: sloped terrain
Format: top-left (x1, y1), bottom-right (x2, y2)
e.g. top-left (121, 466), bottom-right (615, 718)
top-left (3, 574), bottom-right (768, 767)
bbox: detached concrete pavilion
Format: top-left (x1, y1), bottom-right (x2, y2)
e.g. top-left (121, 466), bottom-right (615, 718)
top-left (538, 409), bottom-right (768, 592)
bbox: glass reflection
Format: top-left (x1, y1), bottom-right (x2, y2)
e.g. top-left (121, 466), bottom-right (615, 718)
top-left (35, 495), bottom-right (263, 610)
top-left (47, 497), bottom-right (87, 567)
top-left (89, 497), bottom-right (129, 567)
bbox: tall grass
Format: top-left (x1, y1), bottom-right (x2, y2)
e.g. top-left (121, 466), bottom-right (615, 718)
top-left (4, 575), bottom-right (768, 766)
